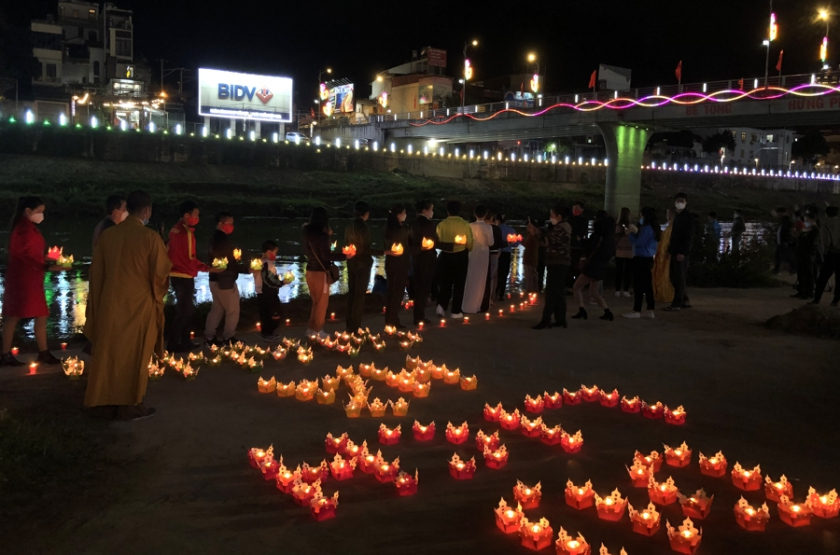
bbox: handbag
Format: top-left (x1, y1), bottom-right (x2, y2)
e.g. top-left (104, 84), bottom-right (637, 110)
top-left (309, 238), bottom-right (340, 285)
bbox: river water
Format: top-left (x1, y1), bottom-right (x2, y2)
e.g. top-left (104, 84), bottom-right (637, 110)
top-left (0, 217), bottom-right (529, 340)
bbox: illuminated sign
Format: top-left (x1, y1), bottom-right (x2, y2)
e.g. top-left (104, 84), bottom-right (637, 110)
top-left (198, 68), bottom-right (293, 122)
top-left (329, 83), bottom-right (354, 113)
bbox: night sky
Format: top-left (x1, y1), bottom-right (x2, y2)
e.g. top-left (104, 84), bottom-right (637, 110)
top-left (9, 0), bottom-right (836, 99)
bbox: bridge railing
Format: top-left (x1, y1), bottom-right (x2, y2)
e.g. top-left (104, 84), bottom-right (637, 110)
top-left (367, 72), bottom-right (835, 128)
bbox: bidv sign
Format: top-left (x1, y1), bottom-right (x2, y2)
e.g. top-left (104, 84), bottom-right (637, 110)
top-left (199, 68), bottom-right (293, 123)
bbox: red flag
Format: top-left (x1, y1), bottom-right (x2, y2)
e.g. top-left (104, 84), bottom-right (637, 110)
top-left (588, 70), bottom-right (597, 89)
top-left (776, 50), bottom-right (784, 73)
top-left (738, 78), bottom-right (744, 90)
top-left (310, 107), bottom-right (315, 117)
top-left (675, 60), bottom-right (682, 82)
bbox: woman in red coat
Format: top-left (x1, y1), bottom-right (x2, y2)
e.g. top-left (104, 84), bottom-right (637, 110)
top-left (1, 197), bottom-right (61, 366)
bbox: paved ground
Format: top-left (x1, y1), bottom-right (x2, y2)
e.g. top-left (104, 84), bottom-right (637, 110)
top-left (2, 286), bottom-right (838, 555)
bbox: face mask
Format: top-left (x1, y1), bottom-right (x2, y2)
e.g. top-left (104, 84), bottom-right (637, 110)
top-left (118, 210), bottom-right (129, 223)
top-left (639, 217), bottom-right (645, 225)
top-left (549, 217), bottom-right (560, 225)
top-left (29, 212), bottom-right (44, 224)
top-left (186, 216), bottom-right (200, 227)
top-left (675, 202), bottom-right (687, 211)
top-left (572, 208), bottom-right (583, 216)
top-left (220, 223), bottom-right (234, 235)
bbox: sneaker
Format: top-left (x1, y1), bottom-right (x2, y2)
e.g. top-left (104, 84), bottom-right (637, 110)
top-left (450, 312), bottom-right (464, 319)
top-left (0, 353), bottom-right (25, 367)
top-left (622, 312), bottom-right (641, 319)
top-left (436, 305), bottom-right (446, 317)
top-left (614, 291), bottom-right (621, 297)
top-left (662, 306), bottom-right (681, 312)
top-left (642, 311), bottom-right (656, 319)
top-left (204, 338), bottom-right (222, 348)
top-left (622, 291), bottom-right (631, 298)
top-left (317, 331), bottom-right (329, 341)
top-left (37, 351), bottom-right (61, 365)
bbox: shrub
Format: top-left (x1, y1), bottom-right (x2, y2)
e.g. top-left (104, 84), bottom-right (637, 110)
top-left (687, 219), bottom-right (776, 288)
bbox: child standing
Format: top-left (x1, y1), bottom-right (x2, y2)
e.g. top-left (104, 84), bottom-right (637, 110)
top-left (255, 240), bottom-right (288, 341)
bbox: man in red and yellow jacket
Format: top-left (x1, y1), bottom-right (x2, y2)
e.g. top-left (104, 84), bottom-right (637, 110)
top-left (167, 200), bottom-right (210, 352)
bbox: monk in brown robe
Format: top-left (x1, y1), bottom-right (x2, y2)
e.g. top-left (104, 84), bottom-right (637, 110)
top-left (84, 190), bottom-right (172, 420)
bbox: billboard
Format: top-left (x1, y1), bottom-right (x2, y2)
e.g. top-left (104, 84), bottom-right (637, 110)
top-left (330, 83), bottom-right (355, 113)
top-left (198, 68), bottom-right (293, 122)
top-left (427, 48), bottom-right (447, 68)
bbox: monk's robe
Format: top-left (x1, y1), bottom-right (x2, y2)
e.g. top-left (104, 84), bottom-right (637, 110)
top-left (85, 217), bottom-right (172, 407)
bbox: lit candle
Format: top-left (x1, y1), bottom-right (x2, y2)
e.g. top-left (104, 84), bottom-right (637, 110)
top-left (324, 432), bottom-right (348, 454)
top-left (554, 527), bottom-right (590, 555)
top-left (627, 460), bottom-right (652, 488)
top-left (498, 309), bottom-right (503, 317)
top-left (60, 342), bottom-right (67, 351)
top-left (390, 397), bottom-right (410, 416)
top-left (634, 450), bottom-right (663, 473)
top-left (562, 387), bottom-right (581, 405)
top-left (483, 444), bottom-right (509, 469)
top-left (442, 367), bottom-right (461, 384)
top-left (663, 441), bottom-right (692, 468)
top-left (248, 445), bottom-right (271, 468)
top-left (678, 489), bottom-right (714, 520)
top-left (698, 451), bottom-right (728, 477)
top-left (412, 380), bottom-right (430, 398)
top-left (343, 398), bottom-right (363, 418)
top-left (733, 496), bottom-right (771, 531)
top-left (395, 469), bottom-right (419, 496)
top-left (447, 453), bottom-right (476, 480)
top-left (10, 347), bottom-right (19, 356)
top-left (232, 248), bottom-right (242, 261)
top-left (358, 446), bottom-right (380, 474)
top-left (666, 517), bottom-right (703, 554)
top-left (595, 489), bottom-right (628, 521)
top-left (295, 380), bottom-right (316, 401)
top-left (641, 400), bottom-right (664, 419)
top-left (499, 408), bottom-right (521, 430)
top-left (28, 361), bottom-right (38, 375)
top-left (764, 474), bottom-right (794, 503)
top-left (564, 479), bottom-right (595, 510)
top-left (378, 423), bottom-right (402, 445)
top-left (560, 429), bottom-right (583, 453)
top-left (445, 421), bottom-right (470, 444)
top-left (539, 423), bottom-right (563, 445)
top-left (315, 388), bottom-right (336, 405)
top-left (485, 312), bottom-right (490, 320)
top-left (580, 384), bottom-right (600, 402)
top-left (513, 480), bottom-right (542, 509)
top-left (301, 459), bottom-right (328, 484)
top-left (257, 376), bottom-right (277, 393)
top-left (475, 429), bottom-right (500, 452)
top-left (664, 404), bottom-right (687, 425)
top-left (524, 393), bottom-right (544, 414)
top-left (309, 491), bottom-right (339, 521)
top-left (494, 498), bottom-right (524, 534)
top-left (366, 397), bottom-right (387, 417)
top-left (463, 316), bottom-right (469, 324)
top-left (543, 391), bottom-right (563, 409)
top-left (648, 476), bottom-right (679, 506)
top-left (628, 502), bottom-right (661, 536)
top-left (777, 494), bottom-right (813, 527)
top-left (509, 304), bottom-right (515, 313)
top-left (459, 374), bottom-right (477, 390)
top-left (599, 388), bottom-right (620, 407)
top-left (329, 453), bottom-right (356, 481)
top-left (519, 517), bottom-right (554, 552)
top-left (484, 402), bottom-right (503, 422)
top-left (274, 458), bottom-right (297, 493)
top-left (808, 487), bottom-right (839, 519)
top-left (375, 455), bottom-right (401, 483)
top-left (620, 395), bottom-right (640, 413)
top-left (520, 415), bottom-right (543, 438)
top-left (412, 420), bottom-right (436, 441)
top-left (330, 312), bottom-right (336, 320)
top-left (276, 380), bottom-right (295, 397)
top-left (291, 478), bottom-right (321, 506)
top-left (731, 462), bottom-right (763, 491)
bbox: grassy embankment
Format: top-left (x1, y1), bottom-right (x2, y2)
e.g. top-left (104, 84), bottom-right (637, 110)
top-left (2, 154), bottom-right (837, 220)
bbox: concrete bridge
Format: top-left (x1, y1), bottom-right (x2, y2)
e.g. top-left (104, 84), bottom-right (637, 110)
top-left (317, 73), bottom-right (840, 213)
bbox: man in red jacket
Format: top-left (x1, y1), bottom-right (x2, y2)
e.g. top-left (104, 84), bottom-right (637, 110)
top-left (167, 200), bottom-right (210, 352)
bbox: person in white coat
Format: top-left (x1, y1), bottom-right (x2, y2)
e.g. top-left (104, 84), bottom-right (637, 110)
top-left (462, 205), bottom-right (495, 313)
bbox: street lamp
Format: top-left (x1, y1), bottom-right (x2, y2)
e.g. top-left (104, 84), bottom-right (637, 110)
top-left (527, 52), bottom-right (541, 94)
top-left (819, 9), bottom-right (830, 66)
top-left (461, 39), bottom-right (478, 108)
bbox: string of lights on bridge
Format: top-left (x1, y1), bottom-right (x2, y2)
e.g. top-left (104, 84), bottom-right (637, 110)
top-left (6, 112), bottom-right (839, 183)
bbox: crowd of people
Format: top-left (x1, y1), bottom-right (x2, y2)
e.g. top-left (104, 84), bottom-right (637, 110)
top-left (1, 191), bottom-right (838, 420)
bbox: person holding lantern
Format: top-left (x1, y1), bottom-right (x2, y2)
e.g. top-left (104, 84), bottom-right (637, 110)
top-left (255, 240), bottom-right (289, 341)
top-left (204, 212), bottom-right (250, 346)
top-left (84, 191), bottom-right (172, 420)
top-left (530, 204), bottom-right (572, 330)
top-left (408, 200), bottom-right (438, 325)
top-left (305, 207), bottom-right (351, 339)
top-left (384, 203), bottom-right (410, 328)
top-left (0, 197), bottom-right (63, 367)
top-left (345, 201), bottom-right (380, 332)
top-left (435, 201), bottom-right (473, 318)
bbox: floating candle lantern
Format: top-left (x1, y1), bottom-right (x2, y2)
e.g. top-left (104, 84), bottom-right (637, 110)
top-left (316, 388), bottom-right (336, 404)
top-left (291, 478), bottom-right (321, 506)
top-left (297, 348), bottom-right (313, 365)
top-left (620, 395), bottom-right (640, 413)
top-left (47, 246), bottom-right (63, 260)
top-left (664, 405), bottom-right (687, 425)
top-left (446, 421), bottom-right (470, 444)
top-left (519, 517), bottom-right (553, 552)
top-left (421, 237), bottom-right (435, 250)
top-left (358, 447), bottom-right (380, 474)
top-left (562, 388), bottom-right (581, 405)
top-left (495, 498), bottom-right (525, 533)
top-left (454, 234), bottom-right (467, 245)
top-left (460, 374), bottom-right (477, 390)
top-left (378, 424), bottom-right (402, 445)
top-left (560, 429), bottom-right (583, 453)
top-left (765, 474), bottom-right (794, 503)
top-left (648, 476), bottom-right (679, 506)
top-left (666, 517), bottom-right (703, 555)
top-left (698, 451), bottom-right (727, 477)
top-left (520, 415), bottom-right (543, 438)
top-left (777, 495), bottom-right (813, 527)
top-left (595, 489), bottom-right (628, 521)
top-left (385, 370), bottom-right (399, 388)
top-left (808, 487), bottom-right (839, 519)
top-left (484, 444), bottom-right (509, 469)
top-left (329, 453), bottom-right (356, 481)
top-left (412, 420), bottom-right (436, 441)
top-left (325, 432), bottom-right (348, 454)
top-left (506, 233), bottom-right (523, 243)
top-left (310, 491), bottom-right (339, 521)
top-left (367, 397), bottom-right (387, 417)
top-left (276, 380), bottom-right (295, 397)
top-left (295, 380), bottom-right (316, 401)
top-left (404, 355), bottom-right (419, 370)
top-left (62, 357), bottom-right (84, 379)
top-left (499, 408), bottom-right (521, 430)
top-left (443, 367), bottom-right (461, 384)
top-left (733, 496), bottom-right (771, 531)
top-left (430, 364), bottom-right (445, 380)
top-left (302, 460), bottom-right (329, 484)
top-left (539, 424), bottom-right (564, 445)
top-left (343, 397), bottom-right (363, 418)
top-left (370, 366), bottom-right (387, 381)
top-left (476, 429), bottom-right (500, 452)
top-left (448, 454), bottom-right (476, 480)
top-left (248, 445), bottom-right (271, 468)
top-left (731, 462), bottom-right (762, 491)
top-left (342, 244), bottom-right (357, 257)
top-left (271, 346), bottom-right (287, 360)
top-left (321, 375), bottom-right (340, 391)
top-left (484, 402), bottom-right (503, 422)
top-left (412, 381), bottom-right (430, 398)
top-left (249, 258), bottom-right (263, 271)
top-left (565, 479), bottom-right (595, 510)
top-left (57, 253), bottom-right (74, 268)
top-left (627, 460), bottom-right (652, 488)
top-left (398, 374), bottom-right (415, 393)
top-left (597, 388), bottom-right (620, 407)
top-left (211, 257), bottom-right (229, 270)
top-left (634, 450), bottom-right (663, 473)
top-left (395, 469), bottom-right (419, 496)
top-left (412, 367), bottom-right (431, 384)
top-left (390, 242), bottom-right (404, 256)
top-left (375, 456), bottom-right (401, 483)
top-left (275, 459), bottom-right (297, 493)
top-left (663, 441), bottom-right (692, 468)
top-left (513, 480), bottom-right (542, 509)
top-left (358, 363), bottom-right (374, 378)
top-left (641, 400), bottom-right (664, 419)
top-left (232, 248), bottom-right (242, 261)
top-left (678, 489), bottom-right (714, 520)
top-left (543, 391), bottom-right (563, 409)
top-left (181, 362), bottom-right (199, 380)
top-left (580, 384), bottom-right (600, 402)
top-left (524, 394), bottom-right (544, 414)
top-left (390, 397), bottom-right (410, 416)
top-left (257, 376), bottom-right (276, 393)
top-left (555, 527), bottom-right (589, 555)
top-left (148, 362), bottom-right (164, 380)
top-left (628, 502), bottom-right (661, 536)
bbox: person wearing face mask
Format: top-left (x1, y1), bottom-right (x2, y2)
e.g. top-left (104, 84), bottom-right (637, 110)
top-left (384, 203), bottom-right (410, 328)
top-left (84, 190), bottom-right (172, 421)
top-left (530, 204), bottom-right (572, 329)
top-left (623, 207), bottom-right (661, 319)
top-left (204, 212), bottom-right (249, 346)
top-left (167, 200), bottom-right (211, 352)
top-left (408, 200), bottom-right (438, 325)
top-left (792, 207), bottom-right (820, 300)
top-left (663, 193), bottom-right (693, 311)
top-left (92, 195), bottom-right (127, 250)
top-left (0, 197), bottom-right (63, 367)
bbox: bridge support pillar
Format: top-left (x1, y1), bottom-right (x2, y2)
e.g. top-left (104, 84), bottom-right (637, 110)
top-left (597, 123), bottom-right (652, 216)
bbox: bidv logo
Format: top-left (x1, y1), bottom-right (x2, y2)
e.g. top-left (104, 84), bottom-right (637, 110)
top-left (218, 83), bottom-right (273, 105)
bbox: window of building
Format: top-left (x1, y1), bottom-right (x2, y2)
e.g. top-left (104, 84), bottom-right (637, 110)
top-left (93, 61), bottom-right (100, 76)
top-left (750, 133), bottom-right (757, 144)
top-left (72, 9), bottom-right (79, 18)
top-left (766, 134), bottom-right (774, 143)
top-left (89, 9), bottom-right (96, 20)
top-left (741, 132), bottom-right (746, 143)
top-left (115, 38), bottom-right (131, 57)
top-left (46, 63), bottom-right (57, 79)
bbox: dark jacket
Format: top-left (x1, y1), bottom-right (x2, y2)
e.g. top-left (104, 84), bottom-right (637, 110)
top-left (345, 217), bottom-right (374, 270)
top-left (304, 228), bottom-right (345, 272)
top-left (488, 223), bottom-right (503, 254)
top-left (542, 222), bottom-right (572, 266)
top-left (731, 216), bottom-right (746, 238)
top-left (384, 223), bottom-right (410, 271)
top-left (668, 210), bottom-right (694, 256)
top-left (582, 218), bottom-right (616, 280)
top-left (408, 215), bottom-right (438, 257)
top-left (777, 216), bottom-right (793, 246)
top-left (208, 230), bottom-right (248, 289)
top-left (568, 214), bottom-right (588, 249)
